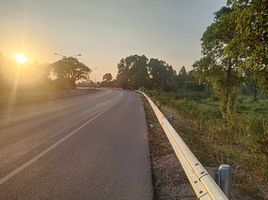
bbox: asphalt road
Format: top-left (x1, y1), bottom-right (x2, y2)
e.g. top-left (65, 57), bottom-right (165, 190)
top-left (0, 89), bottom-right (152, 200)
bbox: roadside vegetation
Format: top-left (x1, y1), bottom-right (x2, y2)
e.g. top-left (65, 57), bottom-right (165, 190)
top-left (148, 90), bottom-right (268, 199)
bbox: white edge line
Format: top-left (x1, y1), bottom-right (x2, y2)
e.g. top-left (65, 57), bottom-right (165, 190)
top-left (0, 98), bottom-right (120, 185)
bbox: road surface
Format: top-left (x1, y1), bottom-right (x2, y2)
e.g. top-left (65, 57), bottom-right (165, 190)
top-left (0, 89), bottom-right (152, 200)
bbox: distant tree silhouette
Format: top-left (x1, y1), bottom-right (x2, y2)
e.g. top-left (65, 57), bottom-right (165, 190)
top-left (52, 57), bottom-right (91, 89)
top-left (177, 66), bottom-right (188, 93)
top-left (101, 73), bottom-right (113, 87)
top-left (103, 73), bottom-right (113, 82)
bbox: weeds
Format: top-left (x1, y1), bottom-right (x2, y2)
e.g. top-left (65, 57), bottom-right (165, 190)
top-left (147, 90), bottom-right (268, 199)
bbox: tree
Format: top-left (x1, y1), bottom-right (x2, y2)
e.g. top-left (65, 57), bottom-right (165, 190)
top-left (193, 6), bottom-right (241, 123)
top-left (183, 70), bottom-right (206, 92)
top-left (177, 66), bottom-right (188, 93)
top-left (52, 57), bottom-right (91, 89)
top-left (116, 55), bottom-right (179, 91)
top-left (103, 73), bottom-right (113, 82)
top-left (117, 58), bottom-right (129, 89)
top-left (117, 55), bottom-right (151, 89)
top-left (101, 73), bottom-right (114, 87)
top-left (178, 66), bottom-right (187, 76)
top-left (227, 0), bottom-right (268, 94)
top-left (148, 58), bottom-right (177, 91)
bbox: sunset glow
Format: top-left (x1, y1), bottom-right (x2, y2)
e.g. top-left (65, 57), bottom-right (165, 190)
top-left (15, 53), bottom-right (28, 64)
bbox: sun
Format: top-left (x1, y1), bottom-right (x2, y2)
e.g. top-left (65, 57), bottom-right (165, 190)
top-left (15, 53), bottom-right (28, 64)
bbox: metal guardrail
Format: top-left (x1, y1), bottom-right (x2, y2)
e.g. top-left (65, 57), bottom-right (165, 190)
top-left (138, 91), bottom-right (228, 200)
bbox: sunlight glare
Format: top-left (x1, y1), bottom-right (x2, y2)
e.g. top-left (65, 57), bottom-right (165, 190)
top-left (15, 53), bottom-right (28, 64)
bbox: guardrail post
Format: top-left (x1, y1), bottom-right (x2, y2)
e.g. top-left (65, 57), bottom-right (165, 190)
top-left (218, 164), bottom-right (231, 198)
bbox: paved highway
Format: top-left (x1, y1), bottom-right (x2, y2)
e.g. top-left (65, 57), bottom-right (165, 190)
top-left (0, 89), bottom-right (152, 200)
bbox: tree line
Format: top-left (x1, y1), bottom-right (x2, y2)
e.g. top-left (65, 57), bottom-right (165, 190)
top-left (116, 54), bottom-right (197, 92)
top-left (115, 0), bottom-right (267, 124)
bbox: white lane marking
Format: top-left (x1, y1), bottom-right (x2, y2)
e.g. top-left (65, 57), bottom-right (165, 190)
top-left (0, 98), bottom-right (120, 185)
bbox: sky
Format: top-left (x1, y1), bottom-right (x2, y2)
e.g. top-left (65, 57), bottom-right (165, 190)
top-left (0, 0), bottom-right (225, 81)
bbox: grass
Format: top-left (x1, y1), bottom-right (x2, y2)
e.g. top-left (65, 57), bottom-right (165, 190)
top-left (146, 90), bottom-right (268, 199)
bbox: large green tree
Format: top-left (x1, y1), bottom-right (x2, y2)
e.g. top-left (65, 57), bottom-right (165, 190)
top-left (227, 0), bottom-right (268, 93)
top-left (52, 57), bottom-right (91, 89)
top-left (117, 55), bottom-right (151, 89)
top-left (193, 7), bottom-right (241, 123)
